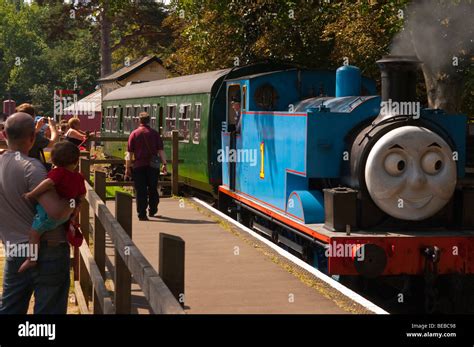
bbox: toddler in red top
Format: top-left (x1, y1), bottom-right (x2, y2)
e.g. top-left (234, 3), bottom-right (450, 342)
top-left (19, 141), bottom-right (86, 273)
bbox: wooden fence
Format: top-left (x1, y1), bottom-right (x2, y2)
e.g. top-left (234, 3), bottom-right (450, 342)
top-left (73, 179), bottom-right (185, 314)
top-left (73, 130), bottom-right (185, 314)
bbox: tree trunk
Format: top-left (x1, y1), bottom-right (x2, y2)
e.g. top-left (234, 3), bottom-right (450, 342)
top-left (100, 1), bottom-right (112, 78)
top-left (422, 66), bottom-right (464, 114)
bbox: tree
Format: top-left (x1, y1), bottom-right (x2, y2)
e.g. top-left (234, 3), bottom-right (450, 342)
top-left (165, 0), bottom-right (405, 77)
top-left (0, 0), bottom-right (100, 114)
top-left (72, 0), bottom-right (172, 77)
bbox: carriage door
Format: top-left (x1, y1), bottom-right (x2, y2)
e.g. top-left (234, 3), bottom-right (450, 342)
top-left (227, 84), bottom-right (242, 191)
top-left (158, 106), bottom-right (164, 135)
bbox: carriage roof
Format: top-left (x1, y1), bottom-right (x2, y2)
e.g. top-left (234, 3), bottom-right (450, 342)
top-left (103, 68), bottom-right (232, 102)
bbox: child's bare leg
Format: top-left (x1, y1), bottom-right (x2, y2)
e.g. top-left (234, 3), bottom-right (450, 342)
top-left (18, 229), bottom-right (41, 273)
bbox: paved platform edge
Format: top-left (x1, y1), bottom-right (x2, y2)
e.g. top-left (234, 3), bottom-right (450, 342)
top-left (190, 197), bottom-right (389, 315)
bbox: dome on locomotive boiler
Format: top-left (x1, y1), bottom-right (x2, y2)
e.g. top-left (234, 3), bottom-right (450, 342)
top-left (335, 65), bottom-right (361, 97)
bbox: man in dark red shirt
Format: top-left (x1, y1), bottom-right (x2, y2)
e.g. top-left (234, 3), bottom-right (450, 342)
top-left (125, 112), bottom-right (167, 220)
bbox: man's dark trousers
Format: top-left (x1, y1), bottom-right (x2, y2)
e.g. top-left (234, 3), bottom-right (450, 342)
top-left (0, 242), bottom-right (70, 314)
top-left (133, 165), bottom-right (160, 218)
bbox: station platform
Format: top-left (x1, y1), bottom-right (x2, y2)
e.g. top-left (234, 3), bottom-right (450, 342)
top-left (104, 197), bottom-right (374, 314)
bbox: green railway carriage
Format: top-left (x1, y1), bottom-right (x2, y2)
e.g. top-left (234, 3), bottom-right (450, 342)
top-left (102, 62), bottom-right (298, 194)
top-left (102, 69), bottom-right (230, 194)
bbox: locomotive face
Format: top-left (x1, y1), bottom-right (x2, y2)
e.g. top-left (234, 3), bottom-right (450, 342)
top-left (364, 126), bottom-right (456, 221)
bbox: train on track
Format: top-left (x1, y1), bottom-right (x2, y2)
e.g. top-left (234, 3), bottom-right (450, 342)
top-left (102, 57), bottom-right (474, 311)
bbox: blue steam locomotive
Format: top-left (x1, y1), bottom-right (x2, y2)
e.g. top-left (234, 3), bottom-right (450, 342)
top-left (218, 56), bottom-right (474, 282)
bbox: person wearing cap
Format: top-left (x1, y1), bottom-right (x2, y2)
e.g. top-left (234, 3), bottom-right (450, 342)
top-left (231, 95), bottom-right (242, 133)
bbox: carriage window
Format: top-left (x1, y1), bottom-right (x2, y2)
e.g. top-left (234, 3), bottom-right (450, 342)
top-left (150, 105), bottom-right (157, 130)
top-left (242, 85), bottom-right (247, 110)
top-left (104, 107), bottom-right (112, 132)
top-left (165, 104), bottom-right (177, 137)
top-left (110, 107), bottom-right (119, 133)
top-left (193, 103), bottom-right (201, 144)
top-left (132, 105), bottom-right (141, 130)
top-left (179, 104), bottom-right (191, 142)
top-left (124, 106), bottom-right (133, 133)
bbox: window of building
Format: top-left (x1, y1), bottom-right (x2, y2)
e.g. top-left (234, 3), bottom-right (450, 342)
top-left (193, 103), bottom-right (201, 144)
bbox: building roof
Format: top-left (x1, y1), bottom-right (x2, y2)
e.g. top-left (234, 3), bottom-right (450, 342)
top-left (98, 55), bottom-right (164, 83)
top-left (64, 89), bottom-right (102, 114)
top-left (103, 68), bottom-right (232, 101)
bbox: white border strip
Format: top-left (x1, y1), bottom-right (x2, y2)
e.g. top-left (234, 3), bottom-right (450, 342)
top-left (192, 197), bottom-right (389, 315)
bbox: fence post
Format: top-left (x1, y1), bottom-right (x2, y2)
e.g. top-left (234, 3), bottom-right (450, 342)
top-left (93, 170), bottom-right (106, 314)
top-left (172, 130), bottom-right (179, 196)
top-left (115, 192), bottom-right (133, 314)
top-left (94, 170), bottom-right (106, 202)
top-left (159, 233), bottom-right (185, 307)
top-left (80, 157), bottom-right (91, 185)
top-left (79, 198), bottom-right (92, 304)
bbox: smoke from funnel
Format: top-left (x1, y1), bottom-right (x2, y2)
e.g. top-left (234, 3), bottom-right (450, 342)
top-left (391, 0), bottom-right (473, 73)
top-left (390, 0), bottom-right (473, 112)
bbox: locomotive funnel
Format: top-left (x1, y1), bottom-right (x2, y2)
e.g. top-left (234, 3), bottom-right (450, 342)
top-left (376, 55), bottom-right (421, 103)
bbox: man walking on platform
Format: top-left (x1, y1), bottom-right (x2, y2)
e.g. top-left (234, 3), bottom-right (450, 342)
top-left (125, 112), bottom-right (167, 221)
